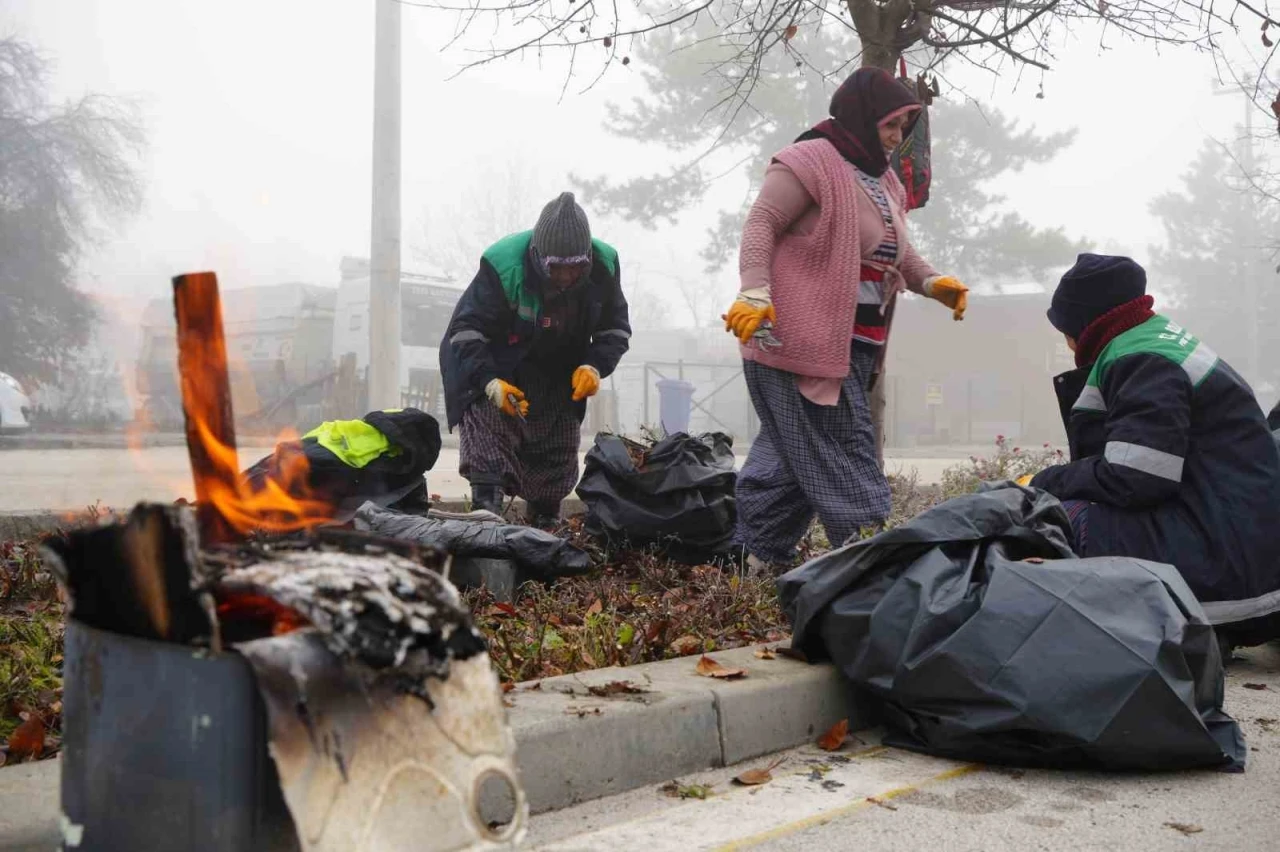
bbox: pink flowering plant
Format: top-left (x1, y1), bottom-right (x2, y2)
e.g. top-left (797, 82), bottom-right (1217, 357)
top-left (941, 436), bottom-right (1065, 499)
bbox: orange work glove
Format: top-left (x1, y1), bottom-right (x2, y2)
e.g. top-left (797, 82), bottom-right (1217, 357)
top-left (924, 276), bottom-right (969, 321)
top-left (571, 365), bottom-right (601, 402)
top-left (722, 289), bottom-right (776, 345)
top-left (1015, 474), bottom-right (1034, 487)
top-left (485, 378), bottom-right (528, 418)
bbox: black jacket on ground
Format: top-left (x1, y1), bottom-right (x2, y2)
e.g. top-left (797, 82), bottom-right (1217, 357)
top-left (440, 242), bottom-right (630, 431)
top-left (1032, 317), bottom-right (1280, 644)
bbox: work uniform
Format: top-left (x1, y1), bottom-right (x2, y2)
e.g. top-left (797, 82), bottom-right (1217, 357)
top-left (1034, 314), bottom-right (1280, 646)
top-left (441, 227), bottom-right (630, 517)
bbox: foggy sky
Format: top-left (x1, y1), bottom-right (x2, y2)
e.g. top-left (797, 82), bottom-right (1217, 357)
top-left (5, 0), bottom-right (1273, 321)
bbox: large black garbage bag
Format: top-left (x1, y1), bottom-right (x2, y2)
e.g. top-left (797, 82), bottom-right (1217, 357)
top-left (778, 484), bottom-right (1246, 772)
top-left (575, 432), bottom-right (736, 563)
top-left (354, 503), bottom-right (592, 580)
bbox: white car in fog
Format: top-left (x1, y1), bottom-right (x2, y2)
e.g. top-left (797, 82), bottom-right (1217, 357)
top-left (0, 372), bottom-right (32, 432)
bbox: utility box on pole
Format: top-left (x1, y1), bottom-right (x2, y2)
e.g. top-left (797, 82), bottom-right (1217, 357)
top-left (368, 0), bottom-right (402, 410)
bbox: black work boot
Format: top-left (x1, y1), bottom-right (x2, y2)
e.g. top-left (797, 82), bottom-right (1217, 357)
top-left (528, 500), bottom-right (562, 530)
top-left (471, 485), bottom-right (504, 516)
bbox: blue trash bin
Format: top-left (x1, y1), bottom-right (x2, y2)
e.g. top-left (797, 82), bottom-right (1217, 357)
top-left (656, 379), bottom-right (695, 435)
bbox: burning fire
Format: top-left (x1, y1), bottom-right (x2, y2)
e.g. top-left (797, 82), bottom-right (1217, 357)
top-left (193, 418), bottom-right (333, 535)
top-left (175, 271), bottom-right (334, 539)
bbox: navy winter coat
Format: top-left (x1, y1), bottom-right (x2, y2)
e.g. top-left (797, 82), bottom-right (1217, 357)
top-left (440, 231), bottom-right (631, 431)
top-left (1032, 314), bottom-right (1280, 643)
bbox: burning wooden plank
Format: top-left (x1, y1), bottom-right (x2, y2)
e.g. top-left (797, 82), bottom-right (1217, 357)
top-left (173, 271), bottom-right (240, 545)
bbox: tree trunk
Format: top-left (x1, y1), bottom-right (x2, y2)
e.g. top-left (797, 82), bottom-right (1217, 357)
top-left (860, 41), bottom-right (899, 71)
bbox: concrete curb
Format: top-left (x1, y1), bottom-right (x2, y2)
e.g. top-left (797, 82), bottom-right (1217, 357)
top-left (0, 644), bottom-right (858, 848)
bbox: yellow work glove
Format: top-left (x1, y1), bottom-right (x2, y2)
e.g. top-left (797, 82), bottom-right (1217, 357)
top-left (1015, 474), bottom-right (1034, 487)
top-left (924, 276), bottom-right (969, 321)
top-left (485, 378), bottom-right (528, 418)
top-left (571, 365), bottom-right (601, 402)
top-left (722, 289), bottom-right (776, 345)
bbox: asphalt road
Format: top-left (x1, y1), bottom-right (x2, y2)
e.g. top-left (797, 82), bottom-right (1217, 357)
top-left (0, 446), bottom-right (961, 512)
top-left (526, 644), bottom-right (1280, 852)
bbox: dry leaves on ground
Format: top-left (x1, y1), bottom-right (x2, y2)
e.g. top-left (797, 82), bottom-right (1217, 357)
top-left (867, 796), bottom-right (898, 811)
top-left (733, 758), bottom-right (785, 786)
top-left (6, 715), bottom-right (46, 762)
top-left (695, 655), bottom-right (747, 680)
top-left (1164, 822), bottom-right (1204, 836)
top-left (1243, 683), bottom-right (1269, 691)
top-left (669, 635), bottom-right (703, 656)
top-left (660, 781), bottom-right (714, 800)
top-left (817, 719), bottom-right (850, 751)
top-left (754, 646), bottom-right (777, 660)
top-left (587, 680), bottom-right (648, 698)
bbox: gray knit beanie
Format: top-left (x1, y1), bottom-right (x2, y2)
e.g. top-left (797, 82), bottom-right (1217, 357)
top-left (531, 192), bottom-right (592, 265)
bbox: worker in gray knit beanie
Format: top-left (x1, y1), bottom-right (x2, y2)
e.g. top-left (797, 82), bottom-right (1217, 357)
top-left (441, 189), bottom-right (631, 530)
top-left (531, 192), bottom-right (593, 269)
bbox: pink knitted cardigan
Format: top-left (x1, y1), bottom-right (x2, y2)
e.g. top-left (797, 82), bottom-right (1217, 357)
top-left (738, 137), bottom-right (937, 380)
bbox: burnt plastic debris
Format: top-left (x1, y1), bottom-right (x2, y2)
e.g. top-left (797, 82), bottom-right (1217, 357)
top-left (354, 503), bottom-right (593, 581)
top-left (778, 484), bottom-right (1247, 772)
top-left (242, 408), bottom-right (443, 522)
top-left (576, 432), bottom-right (737, 563)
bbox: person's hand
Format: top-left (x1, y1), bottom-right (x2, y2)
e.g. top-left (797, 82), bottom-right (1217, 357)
top-left (571, 365), bottom-right (601, 402)
top-left (1015, 474), bottom-right (1034, 487)
top-left (485, 379), bottom-right (528, 417)
top-left (924, 276), bottom-right (969, 321)
top-left (722, 290), bottom-right (776, 345)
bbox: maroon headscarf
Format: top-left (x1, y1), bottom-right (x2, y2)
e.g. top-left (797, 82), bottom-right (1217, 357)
top-left (798, 67), bottom-right (921, 177)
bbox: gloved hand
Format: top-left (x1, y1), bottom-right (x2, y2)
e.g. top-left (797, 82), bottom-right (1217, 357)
top-left (924, 276), bottom-right (969, 321)
top-left (1015, 474), bottom-right (1034, 487)
top-left (485, 379), bottom-right (528, 417)
top-left (722, 288), bottom-right (777, 345)
top-left (572, 365), bottom-right (601, 402)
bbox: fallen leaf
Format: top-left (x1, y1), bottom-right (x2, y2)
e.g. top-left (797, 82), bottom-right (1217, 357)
top-left (670, 635), bottom-right (702, 656)
top-left (586, 599), bottom-right (603, 617)
top-left (776, 646), bottom-right (808, 662)
top-left (524, 681), bottom-right (543, 691)
top-left (564, 706), bottom-right (603, 718)
top-left (486, 603), bottom-right (518, 618)
top-left (733, 757), bottom-right (785, 786)
top-left (1244, 683), bottom-right (1269, 690)
top-left (817, 719), bottom-right (850, 751)
top-left (580, 649), bottom-right (598, 668)
top-left (1164, 822), bottom-right (1203, 836)
top-left (696, 655), bottom-right (747, 680)
top-left (500, 682), bottom-right (515, 693)
top-left (587, 680), bottom-right (648, 698)
top-left (754, 646), bottom-right (777, 660)
top-left (783, 24), bottom-right (798, 42)
top-left (867, 796), bottom-right (898, 810)
top-left (7, 715), bottom-right (45, 761)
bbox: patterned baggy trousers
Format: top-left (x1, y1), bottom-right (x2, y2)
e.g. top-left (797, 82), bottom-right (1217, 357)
top-left (459, 368), bottom-right (582, 508)
top-left (735, 348), bottom-right (891, 563)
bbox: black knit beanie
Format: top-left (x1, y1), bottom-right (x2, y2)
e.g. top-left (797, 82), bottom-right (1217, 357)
top-left (531, 192), bottom-right (592, 264)
top-left (1047, 254), bottom-right (1148, 338)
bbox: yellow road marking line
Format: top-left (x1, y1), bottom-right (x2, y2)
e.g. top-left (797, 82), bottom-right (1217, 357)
top-left (711, 763), bottom-right (984, 851)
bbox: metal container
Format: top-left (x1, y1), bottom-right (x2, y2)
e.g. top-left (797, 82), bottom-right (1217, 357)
top-left (61, 620), bottom-right (298, 852)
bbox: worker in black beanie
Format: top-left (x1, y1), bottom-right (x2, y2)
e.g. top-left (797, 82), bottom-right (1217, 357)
top-left (440, 192), bottom-right (631, 527)
top-left (1023, 253), bottom-right (1280, 652)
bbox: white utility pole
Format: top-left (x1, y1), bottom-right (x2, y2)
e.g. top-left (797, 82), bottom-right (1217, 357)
top-left (368, 0), bottom-right (403, 410)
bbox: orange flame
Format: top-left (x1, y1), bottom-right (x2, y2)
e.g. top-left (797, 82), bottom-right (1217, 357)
top-left (192, 418), bottom-right (333, 535)
top-left (175, 271), bottom-right (334, 537)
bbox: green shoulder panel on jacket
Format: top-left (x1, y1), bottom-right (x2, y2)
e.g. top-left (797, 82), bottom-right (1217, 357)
top-left (591, 238), bottom-right (619, 277)
top-left (482, 232), bottom-right (621, 324)
top-left (1086, 314), bottom-right (1220, 392)
top-left (482, 230), bottom-right (539, 322)
top-left (303, 419), bottom-right (401, 469)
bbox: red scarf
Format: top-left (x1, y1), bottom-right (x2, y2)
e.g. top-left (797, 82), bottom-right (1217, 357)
top-left (1074, 295), bottom-right (1155, 368)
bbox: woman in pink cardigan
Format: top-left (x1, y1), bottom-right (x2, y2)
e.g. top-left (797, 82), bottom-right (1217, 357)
top-left (722, 67), bottom-right (969, 570)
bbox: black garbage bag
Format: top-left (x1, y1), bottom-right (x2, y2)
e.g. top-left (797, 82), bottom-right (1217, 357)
top-left (778, 484), bottom-right (1246, 772)
top-left (354, 503), bottom-right (592, 580)
top-left (243, 409), bottom-right (442, 522)
top-left (575, 432), bottom-right (736, 563)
